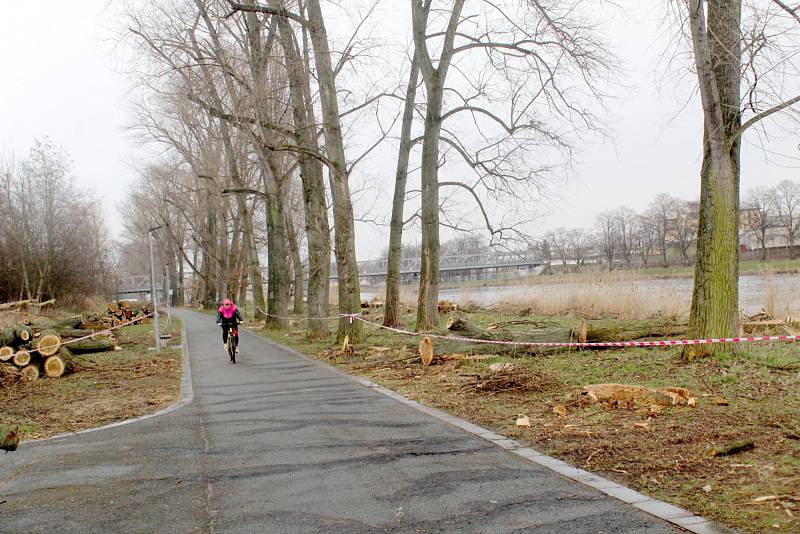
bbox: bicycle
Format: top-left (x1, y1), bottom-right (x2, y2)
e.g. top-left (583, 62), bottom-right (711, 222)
top-left (219, 323), bottom-right (239, 364)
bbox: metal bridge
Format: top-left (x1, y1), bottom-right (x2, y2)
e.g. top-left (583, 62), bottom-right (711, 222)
top-left (333, 251), bottom-right (545, 281)
top-left (117, 251), bottom-right (545, 295)
top-left (116, 275), bottom-right (164, 299)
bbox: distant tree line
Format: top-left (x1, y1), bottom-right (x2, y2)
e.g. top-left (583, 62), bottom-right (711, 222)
top-left (540, 180), bottom-right (800, 271)
top-left (0, 139), bottom-right (114, 304)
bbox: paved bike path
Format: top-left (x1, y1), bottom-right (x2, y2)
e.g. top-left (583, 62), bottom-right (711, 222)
top-left (0, 309), bottom-right (682, 533)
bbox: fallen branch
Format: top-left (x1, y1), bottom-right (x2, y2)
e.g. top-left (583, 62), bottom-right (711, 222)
top-left (711, 439), bottom-right (755, 457)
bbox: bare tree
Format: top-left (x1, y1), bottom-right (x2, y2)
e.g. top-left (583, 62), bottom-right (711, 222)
top-left (770, 180), bottom-right (800, 257)
top-left (566, 228), bottom-right (592, 272)
top-left (742, 186), bottom-right (776, 259)
top-left (410, 0), bottom-right (614, 329)
top-left (384, 52), bottom-right (423, 328)
top-left (596, 211), bottom-right (617, 270)
top-left (612, 207), bottom-right (638, 268)
top-left (645, 193), bottom-right (678, 267)
top-left (0, 139), bottom-right (113, 304)
top-left (672, 200), bottom-right (697, 264)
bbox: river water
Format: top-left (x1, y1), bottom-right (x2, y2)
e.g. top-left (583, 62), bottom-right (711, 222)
top-left (432, 273), bottom-right (800, 316)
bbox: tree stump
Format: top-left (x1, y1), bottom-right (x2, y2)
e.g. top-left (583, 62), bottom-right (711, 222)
top-left (419, 336), bottom-right (434, 366)
top-left (0, 346), bottom-right (13, 362)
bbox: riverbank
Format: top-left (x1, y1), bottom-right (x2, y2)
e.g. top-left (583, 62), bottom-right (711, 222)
top-left (254, 306), bottom-right (800, 533)
top-left (360, 268), bottom-right (800, 320)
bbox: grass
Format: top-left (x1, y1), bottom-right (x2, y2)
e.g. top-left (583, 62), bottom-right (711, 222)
top-left (252, 306), bottom-right (800, 533)
top-left (0, 315), bottom-right (182, 441)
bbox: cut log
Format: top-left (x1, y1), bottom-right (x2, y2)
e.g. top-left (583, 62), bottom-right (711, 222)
top-left (0, 299), bottom-right (31, 311)
top-left (582, 383), bottom-right (691, 407)
top-left (67, 338), bottom-right (115, 354)
top-left (54, 328), bottom-right (95, 338)
top-left (0, 424), bottom-right (19, 452)
top-left (14, 325), bottom-right (33, 343)
top-left (36, 330), bottom-right (62, 356)
top-left (449, 316), bottom-right (689, 346)
top-left (42, 354), bottom-right (68, 378)
top-left (0, 346), bottom-right (13, 361)
top-left (12, 349), bottom-right (31, 367)
top-left (711, 439), bottom-right (754, 457)
top-left (20, 364), bottom-right (39, 381)
top-left (53, 316), bottom-right (84, 330)
top-left (576, 317), bottom-right (689, 343)
top-left (32, 298), bottom-right (56, 310)
top-left (447, 316), bottom-right (503, 341)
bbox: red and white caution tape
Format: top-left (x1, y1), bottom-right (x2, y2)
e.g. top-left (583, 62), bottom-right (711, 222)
top-left (256, 307), bottom-right (361, 323)
top-left (3, 313), bottom-right (155, 362)
top-left (252, 306), bottom-right (799, 348)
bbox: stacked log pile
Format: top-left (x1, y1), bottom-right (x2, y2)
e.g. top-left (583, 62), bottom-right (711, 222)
top-left (0, 301), bottom-right (147, 383)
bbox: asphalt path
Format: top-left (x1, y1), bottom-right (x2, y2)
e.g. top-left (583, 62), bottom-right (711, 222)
top-left (0, 309), bottom-right (681, 533)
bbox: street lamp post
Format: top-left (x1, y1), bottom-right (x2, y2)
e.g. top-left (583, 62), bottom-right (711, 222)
top-left (165, 264), bottom-right (172, 322)
top-left (148, 226), bottom-right (163, 352)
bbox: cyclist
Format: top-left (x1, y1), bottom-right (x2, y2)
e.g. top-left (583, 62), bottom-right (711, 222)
top-left (216, 299), bottom-right (242, 358)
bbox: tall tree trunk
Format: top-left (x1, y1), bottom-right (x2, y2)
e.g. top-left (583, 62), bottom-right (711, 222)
top-left (416, 87), bottom-right (443, 331)
top-left (283, 199), bottom-right (305, 314)
top-left (305, 0), bottom-right (361, 342)
top-left (201, 196), bottom-right (218, 309)
top-left (265, 192), bottom-right (290, 327)
top-left (384, 58), bottom-right (420, 328)
top-left (175, 236), bottom-right (185, 306)
top-left (243, 6), bottom-right (289, 327)
top-left (411, 0), bottom-right (462, 331)
top-left (686, 0), bottom-right (742, 359)
top-left (227, 216), bottom-right (242, 298)
top-left (193, 2), bottom-right (267, 319)
top-left (272, 3), bottom-right (330, 337)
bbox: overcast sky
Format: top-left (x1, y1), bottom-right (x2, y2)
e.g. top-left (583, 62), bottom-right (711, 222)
top-left (1, 0), bottom-right (798, 260)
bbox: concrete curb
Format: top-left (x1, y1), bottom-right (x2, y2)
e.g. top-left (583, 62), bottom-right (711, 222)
top-left (255, 330), bottom-right (733, 534)
top-left (25, 318), bottom-right (194, 445)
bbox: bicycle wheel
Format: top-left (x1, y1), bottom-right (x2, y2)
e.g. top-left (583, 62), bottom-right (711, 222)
top-left (228, 340), bottom-right (236, 363)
